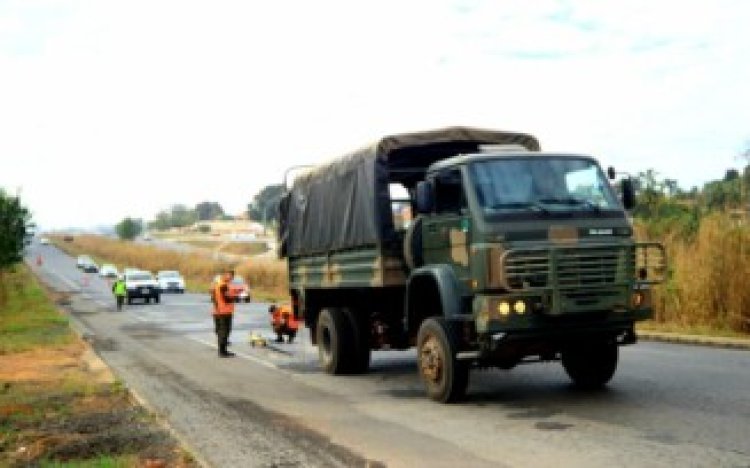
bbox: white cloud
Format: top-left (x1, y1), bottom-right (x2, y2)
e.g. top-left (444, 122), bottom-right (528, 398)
top-left (1, 0), bottom-right (749, 228)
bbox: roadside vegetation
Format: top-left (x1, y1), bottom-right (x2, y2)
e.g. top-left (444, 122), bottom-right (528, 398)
top-left (635, 166), bottom-right (750, 335)
top-left (51, 235), bottom-right (287, 301)
top-left (0, 266), bottom-right (197, 467)
top-left (176, 239), bottom-right (269, 256)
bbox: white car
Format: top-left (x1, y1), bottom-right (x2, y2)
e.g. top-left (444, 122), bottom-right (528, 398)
top-left (40, 237), bottom-right (50, 245)
top-left (77, 255), bottom-right (91, 269)
top-left (99, 264), bottom-right (118, 279)
top-left (124, 270), bottom-right (161, 304)
top-left (156, 270), bottom-right (185, 293)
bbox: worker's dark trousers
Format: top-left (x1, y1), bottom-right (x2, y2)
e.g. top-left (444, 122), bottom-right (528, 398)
top-left (115, 295), bottom-right (125, 311)
top-left (214, 314), bottom-right (233, 354)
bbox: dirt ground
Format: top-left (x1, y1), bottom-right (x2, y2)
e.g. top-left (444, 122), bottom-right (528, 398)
top-left (0, 339), bottom-right (199, 467)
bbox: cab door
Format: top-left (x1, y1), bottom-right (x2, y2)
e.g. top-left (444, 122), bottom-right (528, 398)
top-left (421, 168), bottom-right (471, 280)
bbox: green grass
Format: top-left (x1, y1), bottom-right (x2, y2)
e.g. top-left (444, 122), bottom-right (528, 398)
top-left (40, 455), bottom-right (138, 468)
top-left (0, 266), bottom-right (75, 354)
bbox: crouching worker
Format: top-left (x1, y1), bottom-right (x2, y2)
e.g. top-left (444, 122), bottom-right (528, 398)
top-left (268, 304), bottom-right (298, 343)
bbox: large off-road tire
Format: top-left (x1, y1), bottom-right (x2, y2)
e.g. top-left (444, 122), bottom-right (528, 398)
top-left (344, 309), bottom-right (371, 374)
top-left (127, 296), bottom-right (133, 305)
top-left (417, 318), bottom-right (469, 403)
top-left (562, 341), bottom-right (618, 389)
top-left (316, 308), bottom-right (355, 375)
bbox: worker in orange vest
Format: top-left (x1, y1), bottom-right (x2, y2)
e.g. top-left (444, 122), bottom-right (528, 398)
top-left (213, 269), bottom-right (236, 357)
top-left (268, 304), bottom-right (299, 343)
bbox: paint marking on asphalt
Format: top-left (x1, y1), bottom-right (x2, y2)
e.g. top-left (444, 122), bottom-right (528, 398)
top-left (187, 336), bottom-right (283, 372)
top-left (47, 268), bottom-right (82, 292)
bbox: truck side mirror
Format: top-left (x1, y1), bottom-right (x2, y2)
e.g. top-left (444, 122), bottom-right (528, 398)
top-left (415, 181), bottom-right (435, 214)
top-left (607, 166), bottom-right (616, 180)
top-left (621, 178), bottom-right (636, 210)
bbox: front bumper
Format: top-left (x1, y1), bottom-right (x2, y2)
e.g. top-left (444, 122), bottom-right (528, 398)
top-left (127, 286), bottom-right (159, 298)
top-left (473, 287), bottom-right (653, 336)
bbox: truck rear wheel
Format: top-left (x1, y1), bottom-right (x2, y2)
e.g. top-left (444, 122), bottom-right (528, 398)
top-left (561, 341), bottom-right (618, 389)
top-left (344, 309), bottom-right (371, 374)
top-left (316, 308), bottom-right (355, 375)
top-left (417, 318), bottom-right (469, 403)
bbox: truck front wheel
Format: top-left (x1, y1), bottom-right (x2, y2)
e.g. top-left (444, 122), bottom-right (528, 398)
top-left (417, 318), bottom-right (469, 403)
top-left (561, 341), bottom-right (618, 389)
top-left (316, 308), bottom-right (354, 375)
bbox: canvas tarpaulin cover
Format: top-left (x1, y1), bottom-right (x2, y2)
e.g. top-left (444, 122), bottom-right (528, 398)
top-left (278, 127), bottom-right (540, 257)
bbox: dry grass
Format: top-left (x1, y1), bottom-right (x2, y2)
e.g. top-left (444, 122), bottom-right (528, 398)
top-left (640, 213), bottom-right (750, 334)
top-left (178, 239), bottom-right (269, 256)
top-left (51, 235), bottom-right (288, 301)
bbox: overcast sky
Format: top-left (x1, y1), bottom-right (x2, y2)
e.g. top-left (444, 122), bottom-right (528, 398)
top-left (2, 0), bottom-right (750, 230)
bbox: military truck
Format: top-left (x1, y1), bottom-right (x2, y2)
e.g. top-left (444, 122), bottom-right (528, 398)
top-left (278, 127), bottom-right (665, 402)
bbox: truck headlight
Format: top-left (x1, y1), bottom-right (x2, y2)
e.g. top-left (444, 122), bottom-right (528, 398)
top-left (497, 301), bottom-right (511, 316)
top-left (513, 300), bottom-right (526, 315)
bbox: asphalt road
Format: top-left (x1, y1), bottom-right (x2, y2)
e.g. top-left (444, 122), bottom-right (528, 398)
top-left (28, 242), bottom-right (750, 467)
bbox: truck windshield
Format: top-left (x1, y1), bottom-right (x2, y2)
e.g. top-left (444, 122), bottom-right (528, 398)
top-left (469, 157), bottom-right (619, 215)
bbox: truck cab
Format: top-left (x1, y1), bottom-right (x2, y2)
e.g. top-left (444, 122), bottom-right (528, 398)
top-left (405, 149), bottom-right (664, 400)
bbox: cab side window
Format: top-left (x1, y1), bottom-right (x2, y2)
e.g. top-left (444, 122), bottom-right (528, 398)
top-left (434, 169), bottom-right (465, 214)
top-left (389, 183), bottom-right (413, 231)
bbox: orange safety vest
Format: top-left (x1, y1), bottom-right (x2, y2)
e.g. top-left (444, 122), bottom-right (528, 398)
top-left (272, 305), bottom-right (298, 330)
top-left (214, 281), bottom-right (235, 315)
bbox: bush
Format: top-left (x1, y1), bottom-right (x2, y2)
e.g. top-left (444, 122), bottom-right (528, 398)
top-left (642, 214), bottom-right (750, 333)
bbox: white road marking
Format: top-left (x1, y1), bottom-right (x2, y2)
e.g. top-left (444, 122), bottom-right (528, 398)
top-left (48, 269), bottom-right (82, 291)
top-left (187, 336), bottom-right (283, 371)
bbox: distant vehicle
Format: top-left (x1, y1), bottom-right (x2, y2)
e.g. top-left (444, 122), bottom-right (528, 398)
top-left (39, 237), bottom-right (50, 245)
top-left (81, 259), bottom-right (99, 273)
top-left (99, 264), bottom-right (118, 279)
top-left (209, 274), bottom-right (251, 303)
top-left (124, 271), bottom-right (160, 304)
top-left (142, 234), bottom-right (153, 241)
top-left (123, 267), bottom-right (141, 275)
top-left (63, 235), bottom-right (74, 242)
top-left (156, 270), bottom-right (185, 293)
top-left (77, 255), bottom-right (93, 269)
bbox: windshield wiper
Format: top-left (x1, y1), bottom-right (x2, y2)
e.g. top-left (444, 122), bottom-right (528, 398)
top-left (489, 201), bottom-right (550, 214)
top-left (537, 198), bottom-right (601, 213)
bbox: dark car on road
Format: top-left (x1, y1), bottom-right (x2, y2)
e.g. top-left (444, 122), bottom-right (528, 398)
top-left (77, 255), bottom-right (99, 273)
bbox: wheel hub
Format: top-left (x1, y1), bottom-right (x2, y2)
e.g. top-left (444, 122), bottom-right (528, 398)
top-left (420, 336), bottom-right (442, 382)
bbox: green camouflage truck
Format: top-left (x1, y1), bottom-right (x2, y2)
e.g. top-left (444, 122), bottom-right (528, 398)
top-left (278, 127), bottom-right (665, 403)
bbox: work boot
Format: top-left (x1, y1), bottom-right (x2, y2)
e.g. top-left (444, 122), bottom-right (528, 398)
top-left (218, 343), bottom-right (235, 357)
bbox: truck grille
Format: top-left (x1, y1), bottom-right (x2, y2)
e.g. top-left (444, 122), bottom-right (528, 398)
top-left (500, 244), bottom-right (665, 291)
